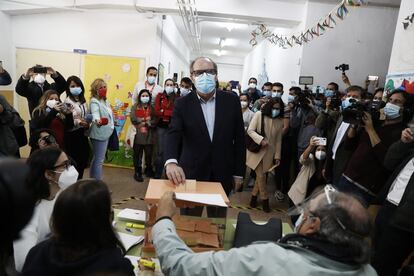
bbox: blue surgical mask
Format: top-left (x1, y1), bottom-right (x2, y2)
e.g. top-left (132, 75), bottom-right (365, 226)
top-left (384, 102), bottom-right (401, 119)
top-left (263, 91), bottom-right (271, 97)
top-left (287, 95), bottom-right (295, 103)
top-left (195, 73), bottom-right (216, 94)
top-left (165, 86), bottom-right (175, 95)
top-left (140, 96), bottom-right (150, 104)
top-left (180, 88), bottom-right (190, 97)
top-left (70, 87), bottom-right (82, 96)
top-left (342, 97), bottom-right (355, 109)
top-left (272, 109), bottom-right (280, 118)
top-left (272, 92), bottom-right (282, 98)
top-left (325, 89), bottom-right (334, 98)
top-left (147, 76), bottom-right (156, 85)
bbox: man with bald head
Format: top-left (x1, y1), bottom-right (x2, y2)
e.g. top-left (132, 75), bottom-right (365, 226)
top-left (164, 57), bottom-right (246, 217)
top-left (151, 186), bottom-right (376, 275)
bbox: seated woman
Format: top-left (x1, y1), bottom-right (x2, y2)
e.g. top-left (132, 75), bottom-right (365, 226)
top-left (13, 147), bottom-right (78, 272)
top-left (22, 179), bottom-right (134, 276)
top-left (288, 136), bottom-right (327, 206)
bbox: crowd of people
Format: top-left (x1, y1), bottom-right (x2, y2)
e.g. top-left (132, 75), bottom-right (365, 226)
top-left (1, 56), bottom-right (414, 276)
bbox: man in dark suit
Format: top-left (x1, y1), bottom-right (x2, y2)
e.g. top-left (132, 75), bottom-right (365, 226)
top-left (15, 65), bottom-right (66, 118)
top-left (323, 86), bottom-right (364, 185)
top-left (372, 127), bottom-right (414, 276)
top-left (164, 57), bottom-right (246, 217)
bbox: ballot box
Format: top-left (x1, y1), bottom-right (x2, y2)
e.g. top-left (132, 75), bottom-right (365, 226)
top-left (143, 179), bottom-right (230, 253)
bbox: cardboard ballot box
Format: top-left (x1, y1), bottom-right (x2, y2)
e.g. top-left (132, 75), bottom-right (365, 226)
top-left (143, 179), bottom-right (229, 253)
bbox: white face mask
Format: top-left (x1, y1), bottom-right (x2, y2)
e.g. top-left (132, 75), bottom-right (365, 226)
top-left (180, 87), bottom-right (190, 97)
top-left (56, 165), bottom-right (79, 190)
top-left (165, 86), bottom-right (175, 95)
top-left (249, 83), bottom-right (257, 89)
top-left (34, 74), bottom-right (46, 84)
top-left (315, 150), bottom-right (326, 161)
top-left (46, 99), bottom-right (58, 109)
top-left (240, 101), bottom-right (248, 109)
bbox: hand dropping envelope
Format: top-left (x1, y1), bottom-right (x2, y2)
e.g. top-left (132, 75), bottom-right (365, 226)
top-left (175, 193), bottom-right (228, 207)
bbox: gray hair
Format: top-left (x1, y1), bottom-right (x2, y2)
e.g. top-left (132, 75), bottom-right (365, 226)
top-left (312, 193), bottom-right (372, 264)
top-left (189, 57), bottom-right (218, 74)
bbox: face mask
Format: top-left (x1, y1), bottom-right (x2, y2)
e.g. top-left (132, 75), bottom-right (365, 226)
top-left (174, 87), bottom-right (178, 94)
top-left (249, 83), bottom-right (256, 89)
top-left (180, 88), bottom-right (190, 97)
top-left (240, 101), bottom-right (248, 109)
top-left (98, 87), bottom-right (107, 98)
top-left (262, 91), bottom-right (271, 97)
top-left (56, 165), bottom-right (79, 190)
top-left (315, 150), bottom-right (326, 160)
top-left (34, 74), bottom-right (45, 84)
top-left (165, 86), bottom-right (175, 95)
top-left (70, 87), bottom-right (82, 96)
top-left (294, 212), bottom-right (305, 232)
top-left (272, 109), bottom-right (280, 118)
top-left (147, 76), bottom-right (156, 85)
top-left (384, 102), bottom-right (401, 119)
top-left (140, 96), bottom-right (150, 104)
top-left (325, 90), bottom-right (334, 98)
top-left (195, 73), bottom-right (216, 94)
top-left (341, 97), bottom-right (356, 109)
top-left (287, 95), bottom-right (295, 103)
top-left (272, 92), bottom-right (282, 98)
top-left (46, 99), bottom-right (58, 109)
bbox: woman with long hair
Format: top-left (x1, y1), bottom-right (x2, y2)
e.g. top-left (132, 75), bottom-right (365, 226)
top-left (88, 78), bottom-right (114, 180)
top-left (64, 76), bottom-right (90, 179)
top-left (22, 179), bottom-right (134, 276)
top-left (31, 90), bottom-right (74, 149)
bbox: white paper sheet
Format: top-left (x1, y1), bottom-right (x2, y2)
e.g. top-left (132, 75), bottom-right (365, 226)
top-left (117, 232), bottom-right (144, 251)
top-left (175, 193), bottom-right (228, 207)
top-left (117, 208), bottom-right (146, 223)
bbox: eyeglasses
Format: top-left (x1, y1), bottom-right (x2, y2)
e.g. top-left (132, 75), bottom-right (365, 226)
top-left (39, 135), bottom-right (57, 145)
top-left (191, 69), bottom-right (217, 77)
top-left (52, 159), bottom-right (72, 171)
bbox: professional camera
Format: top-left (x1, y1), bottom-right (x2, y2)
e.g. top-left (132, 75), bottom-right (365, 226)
top-left (294, 91), bottom-right (312, 108)
top-left (41, 134), bottom-right (57, 145)
top-left (335, 64), bottom-right (349, 73)
top-left (342, 100), bottom-right (385, 125)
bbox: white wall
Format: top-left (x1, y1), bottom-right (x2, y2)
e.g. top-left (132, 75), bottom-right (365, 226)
top-left (0, 11), bottom-right (14, 91)
top-left (388, 0), bottom-right (414, 73)
top-left (300, 2), bottom-right (399, 91)
top-left (156, 15), bottom-right (191, 82)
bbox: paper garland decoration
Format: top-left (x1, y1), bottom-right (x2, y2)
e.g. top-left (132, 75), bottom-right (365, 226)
top-left (402, 13), bottom-right (414, 30)
top-left (250, 0), bottom-right (366, 48)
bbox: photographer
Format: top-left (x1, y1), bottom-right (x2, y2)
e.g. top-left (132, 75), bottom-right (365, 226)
top-left (15, 65), bottom-right (66, 118)
top-left (0, 63), bottom-right (12, 85)
top-left (252, 82), bottom-right (272, 112)
top-left (324, 85), bottom-right (364, 185)
top-left (337, 90), bottom-right (412, 205)
top-left (290, 88), bottom-right (321, 161)
top-left (31, 90), bottom-right (74, 149)
top-left (316, 82), bottom-right (342, 143)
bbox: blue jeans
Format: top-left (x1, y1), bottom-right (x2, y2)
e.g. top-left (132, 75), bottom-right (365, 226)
top-left (90, 138), bottom-right (108, 180)
top-left (336, 175), bottom-right (374, 207)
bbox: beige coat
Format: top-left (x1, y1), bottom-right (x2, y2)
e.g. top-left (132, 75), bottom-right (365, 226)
top-left (288, 153), bottom-right (316, 206)
top-left (246, 111), bottom-right (283, 172)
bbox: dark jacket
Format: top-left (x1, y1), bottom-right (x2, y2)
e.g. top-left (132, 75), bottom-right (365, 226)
top-left (0, 70), bottom-right (12, 85)
top-left (243, 88), bottom-right (261, 108)
top-left (382, 140), bottom-right (414, 233)
top-left (0, 95), bottom-right (19, 156)
top-left (15, 72), bottom-right (66, 117)
top-left (164, 90), bottom-right (246, 194)
top-left (22, 238), bottom-right (134, 276)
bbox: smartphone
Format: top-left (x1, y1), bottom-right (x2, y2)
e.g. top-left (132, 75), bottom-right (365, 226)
top-left (315, 137), bottom-right (327, 146)
top-left (368, 75), bottom-right (379, 81)
top-left (33, 67), bottom-right (47, 74)
top-left (65, 103), bottom-right (72, 108)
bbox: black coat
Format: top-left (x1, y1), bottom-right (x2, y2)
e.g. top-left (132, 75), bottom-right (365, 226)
top-left (15, 72), bottom-right (66, 117)
top-left (164, 90), bottom-right (246, 194)
top-left (381, 140), bottom-right (414, 233)
top-left (22, 239), bottom-right (135, 276)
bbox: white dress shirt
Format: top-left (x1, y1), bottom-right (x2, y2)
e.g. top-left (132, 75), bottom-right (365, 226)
top-left (197, 93), bottom-right (216, 141)
top-left (387, 157), bottom-right (414, 206)
top-left (132, 81), bottom-right (163, 105)
top-left (332, 122), bottom-right (350, 160)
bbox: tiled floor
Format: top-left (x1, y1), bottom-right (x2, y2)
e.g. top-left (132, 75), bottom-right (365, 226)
top-left (87, 166), bottom-right (292, 225)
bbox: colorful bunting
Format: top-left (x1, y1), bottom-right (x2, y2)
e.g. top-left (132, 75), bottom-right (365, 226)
top-left (251, 0), bottom-right (366, 48)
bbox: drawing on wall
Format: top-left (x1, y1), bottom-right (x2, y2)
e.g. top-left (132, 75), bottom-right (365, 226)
top-left (257, 59), bottom-right (269, 90)
top-left (158, 63), bottom-right (165, 86)
top-left (385, 71), bottom-right (414, 96)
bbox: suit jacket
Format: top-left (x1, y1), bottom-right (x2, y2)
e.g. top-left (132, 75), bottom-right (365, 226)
top-left (15, 72), bottom-right (66, 117)
top-left (381, 140), bottom-right (414, 233)
top-left (324, 116), bottom-right (355, 184)
top-left (164, 90), bottom-right (246, 194)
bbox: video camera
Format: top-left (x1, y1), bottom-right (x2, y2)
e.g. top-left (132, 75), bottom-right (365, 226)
top-left (294, 90), bottom-right (312, 108)
top-left (335, 64), bottom-right (349, 73)
top-left (342, 99), bottom-right (385, 125)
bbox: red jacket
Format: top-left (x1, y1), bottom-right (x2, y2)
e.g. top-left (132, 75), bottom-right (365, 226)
top-left (154, 92), bottom-right (175, 128)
